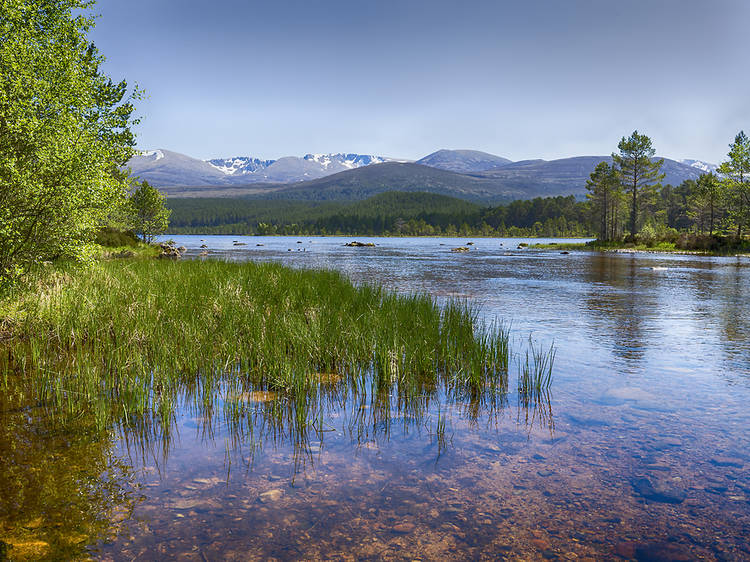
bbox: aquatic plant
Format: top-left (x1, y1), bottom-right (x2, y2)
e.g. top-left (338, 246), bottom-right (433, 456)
top-left (518, 337), bottom-right (556, 398)
top-left (0, 260), bottom-right (512, 437)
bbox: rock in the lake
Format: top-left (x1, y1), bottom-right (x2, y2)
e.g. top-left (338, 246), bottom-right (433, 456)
top-left (631, 477), bottom-right (686, 504)
top-left (451, 246), bottom-right (470, 253)
top-left (392, 522), bottom-right (415, 534)
top-left (634, 540), bottom-right (693, 561)
top-left (259, 488), bottom-right (284, 503)
top-left (344, 241), bottom-right (375, 247)
top-left (710, 455), bottom-right (744, 468)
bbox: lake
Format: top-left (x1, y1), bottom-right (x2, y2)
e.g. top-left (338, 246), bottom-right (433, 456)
top-left (2, 235), bottom-right (750, 560)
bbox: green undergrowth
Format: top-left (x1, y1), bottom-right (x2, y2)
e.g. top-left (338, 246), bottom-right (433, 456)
top-left (0, 259), bottom-right (511, 431)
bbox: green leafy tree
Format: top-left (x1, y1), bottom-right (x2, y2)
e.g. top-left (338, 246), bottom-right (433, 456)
top-left (585, 161), bottom-right (622, 241)
top-left (717, 131), bottom-right (750, 237)
top-left (688, 173), bottom-right (722, 235)
top-left (0, 0), bottom-right (140, 283)
top-left (130, 181), bottom-right (170, 243)
top-left (612, 131), bottom-right (665, 239)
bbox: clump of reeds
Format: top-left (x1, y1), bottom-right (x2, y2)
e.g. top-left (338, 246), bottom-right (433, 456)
top-left (0, 259), bottom-right (512, 432)
top-left (518, 336), bottom-right (555, 398)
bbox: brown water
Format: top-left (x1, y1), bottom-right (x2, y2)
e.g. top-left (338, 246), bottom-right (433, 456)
top-left (2, 236), bottom-right (750, 561)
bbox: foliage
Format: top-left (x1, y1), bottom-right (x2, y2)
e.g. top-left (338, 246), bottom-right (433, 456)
top-left (0, 0), bottom-right (139, 286)
top-left (688, 173), bottom-right (722, 235)
top-left (717, 131), bottom-right (750, 237)
top-left (585, 161), bottom-right (623, 241)
top-left (129, 181), bottom-right (170, 243)
top-left (166, 192), bottom-right (594, 238)
top-left (612, 131), bottom-right (665, 238)
top-left (94, 227), bottom-right (139, 248)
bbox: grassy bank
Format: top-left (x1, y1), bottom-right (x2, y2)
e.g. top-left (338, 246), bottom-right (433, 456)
top-left (531, 236), bottom-right (750, 256)
top-left (0, 260), bottom-right (510, 432)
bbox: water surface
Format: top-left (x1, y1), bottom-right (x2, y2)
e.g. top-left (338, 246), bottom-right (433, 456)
top-left (2, 236), bottom-right (750, 560)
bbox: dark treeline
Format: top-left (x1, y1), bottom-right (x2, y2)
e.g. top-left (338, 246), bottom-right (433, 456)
top-left (166, 192), bottom-right (593, 237)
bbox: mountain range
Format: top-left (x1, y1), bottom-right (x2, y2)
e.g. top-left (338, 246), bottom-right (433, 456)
top-left (127, 149), bottom-right (716, 203)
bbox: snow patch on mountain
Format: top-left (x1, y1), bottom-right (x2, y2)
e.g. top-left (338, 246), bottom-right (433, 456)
top-left (681, 159), bottom-right (718, 174)
top-left (204, 153), bottom-right (388, 179)
top-left (207, 157), bottom-right (275, 176)
top-left (140, 149), bottom-right (165, 161)
top-left (303, 153), bottom-right (387, 170)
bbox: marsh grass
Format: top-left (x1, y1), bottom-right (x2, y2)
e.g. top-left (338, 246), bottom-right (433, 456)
top-left (1, 259), bottom-right (511, 438)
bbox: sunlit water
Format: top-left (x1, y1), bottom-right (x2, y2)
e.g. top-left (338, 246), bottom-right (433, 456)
top-left (2, 236), bottom-right (750, 560)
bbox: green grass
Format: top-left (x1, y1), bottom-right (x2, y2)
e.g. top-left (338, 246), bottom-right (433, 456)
top-left (0, 259), bottom-right (510, 434)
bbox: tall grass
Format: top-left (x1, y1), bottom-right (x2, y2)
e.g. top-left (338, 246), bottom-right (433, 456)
top-left (0, 259), bottom-right (511, 436)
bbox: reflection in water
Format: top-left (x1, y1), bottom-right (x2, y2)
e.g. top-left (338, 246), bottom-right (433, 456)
top-left (0, 359), bottom-right (553, 559)
top-left (0, 381), bottom-right (142, 560)
top-left (583, 255), bottom-right (652, 368)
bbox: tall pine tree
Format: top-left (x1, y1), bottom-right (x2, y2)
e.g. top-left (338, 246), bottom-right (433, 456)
top-left (612, 131), bottom-right (665, 239)
top-left (717, 131), bottom-right (750, 238)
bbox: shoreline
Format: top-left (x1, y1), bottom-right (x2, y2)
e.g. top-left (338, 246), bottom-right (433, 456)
top-left (530, 241), bottom-right (750, 257)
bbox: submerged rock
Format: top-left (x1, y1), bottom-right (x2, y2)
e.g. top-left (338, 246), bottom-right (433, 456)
top-left (631, 477), bottom-right (686, 504)
top-left (451, 246), bottom-right (470, 253)
top-left (344, 241), bottom-right (375, 247)
top-left (259, 489), bottom-right (284, 503)
top-left (634, 541), bottom-right (693, 561)
top-left (392, 522), bottom-right (415, 534)
top-left (710, 455), bottom-right (744, 467)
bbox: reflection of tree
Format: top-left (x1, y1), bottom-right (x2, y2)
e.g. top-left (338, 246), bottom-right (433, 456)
top-left (582, 254), bottom-right (654, 367)
top-left (0, 378), bottom-right (142, 560)
top-left (718, 261), bottom-right (750, 380)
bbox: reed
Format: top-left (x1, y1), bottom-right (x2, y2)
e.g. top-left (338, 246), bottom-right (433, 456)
top-left (518, 336), bottom-right (556, 398)
top-left (0, 259), bottom-right (511, 433)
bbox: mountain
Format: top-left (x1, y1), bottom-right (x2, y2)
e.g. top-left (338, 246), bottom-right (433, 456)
top-left (127, 150), bottom-right (389, 186)
top-left (127, 149), bottom-right (226, 186)
top-left (134, 149), bottom-right (708, 203)
top-left (477, 156), bottom-right (705, 196)
top-left (680, 159), bottom-right (718, 174)
top-left (416, 149), bottom-right (512, 173)
top-left (255, 162), bottom-right (530, 203)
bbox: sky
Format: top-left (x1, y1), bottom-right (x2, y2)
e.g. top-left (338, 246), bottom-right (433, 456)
top-left (89, 0), bottom-right (750, 163)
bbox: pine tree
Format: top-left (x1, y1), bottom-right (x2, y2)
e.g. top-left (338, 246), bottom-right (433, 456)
top-left (612, 131), bottom-right (665, 239)
top-left (717, 131), bottom-right (750, 238)
top-left (585, 161), bottom-right (622, 241)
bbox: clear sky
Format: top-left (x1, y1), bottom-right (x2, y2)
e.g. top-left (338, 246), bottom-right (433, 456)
top-left (89, 0), bottom-right (749, 163)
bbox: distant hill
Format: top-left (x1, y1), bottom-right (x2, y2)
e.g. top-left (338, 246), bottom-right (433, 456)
top-left (139, 149), bottom-right (707, 203)
top-left (416, 149), bottom-right (513, 173)
top-left (477, 156), bottom-right (704, 196)
top-left (166, 191), bottom-right (481, 234)
top-left (127, 149), bottom-right (390, 186)
top-left (267, 162), bottom-right (521, 203)
top-left (127, 149), bottom-right (226, 186)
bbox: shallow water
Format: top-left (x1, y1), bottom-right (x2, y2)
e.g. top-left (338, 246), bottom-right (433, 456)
top-left (3, 236), bottom-right (750, 560)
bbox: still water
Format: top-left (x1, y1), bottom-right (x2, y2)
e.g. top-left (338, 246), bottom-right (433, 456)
top-left (2, 236), bottom-right (750, 560)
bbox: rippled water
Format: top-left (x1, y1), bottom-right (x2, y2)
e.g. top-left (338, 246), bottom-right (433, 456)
top-left (2, 236), bottom-right (750, 560)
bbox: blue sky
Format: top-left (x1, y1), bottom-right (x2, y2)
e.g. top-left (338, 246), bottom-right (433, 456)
top-left (90, 0), bottom-right (749, 163)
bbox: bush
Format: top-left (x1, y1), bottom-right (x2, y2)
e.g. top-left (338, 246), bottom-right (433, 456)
top-left (94, 228), bottom-right (140, 248)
